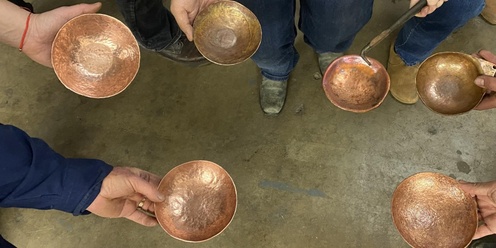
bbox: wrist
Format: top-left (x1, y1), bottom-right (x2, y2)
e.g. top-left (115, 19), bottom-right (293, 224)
top-left (0, 1), bottom-right (32, 48)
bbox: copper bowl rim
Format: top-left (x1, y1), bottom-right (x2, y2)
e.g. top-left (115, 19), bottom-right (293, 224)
top-left (51, 13), bottom-right (141, 99)
top-left (192, 1), bottom-right (262, 66)
top-left (391, 172), bottom-right (478, 248)
top-left (154, 160), bottom-right (238, 243)
top-left (322, 55), bottom-right (391, 113)
top-left (416, 52), bottom-right (485, 116)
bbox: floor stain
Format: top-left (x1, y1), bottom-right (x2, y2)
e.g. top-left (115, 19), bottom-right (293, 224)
top-left (457, 161), bottom-right (471, 174)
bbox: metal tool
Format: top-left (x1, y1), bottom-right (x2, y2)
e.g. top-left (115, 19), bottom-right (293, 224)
top-left (360, 0), bottom-right (428, 65)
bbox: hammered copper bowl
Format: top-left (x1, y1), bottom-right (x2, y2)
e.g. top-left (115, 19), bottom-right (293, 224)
top-left (51, 13), bottom-right (140, 98)
top-left (154, 160), bottom-right (237, 242)
top-left (193, 1), bottom-right (261, 65)
top-left (392, 172), bottom-right (477, 248)
top-left (416, 52), bottom-right (485, 115)
top-left (322, 55), bottom-right (390, 113)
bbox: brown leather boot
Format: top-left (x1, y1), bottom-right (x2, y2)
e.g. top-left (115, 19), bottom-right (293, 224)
top-left (482, 0), bottom-right (496, 25)
top-left (387, 44), bottom-right (419, 104)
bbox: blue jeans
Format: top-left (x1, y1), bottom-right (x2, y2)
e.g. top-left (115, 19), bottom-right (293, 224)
top-left (238, 0), bottom-right (485, 81)
top-left (115, 0), bottom-right (181, 51)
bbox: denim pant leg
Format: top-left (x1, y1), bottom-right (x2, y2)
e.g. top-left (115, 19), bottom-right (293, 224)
top-left (300, 0), bottom-right (374, 54)
top-left (395, 0), bottom-right (485, 66)
top-left (115, 0), bottom-right (181, 51)
top-left (238, 0), bottom-right (298, 81)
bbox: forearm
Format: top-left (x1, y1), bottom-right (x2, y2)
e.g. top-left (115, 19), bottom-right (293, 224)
top-left (0, 0), bottom-right (32, 49)
top-left (0, 124), bottom-right (113, 215)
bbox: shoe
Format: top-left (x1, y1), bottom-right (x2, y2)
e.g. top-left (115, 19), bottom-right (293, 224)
top-left (468, 234), bottom-right (496, 248)
top-left (157, 32), bottom-right (210, 66)
top-left (8, 0), bottom-right (33, 12)
top-left (481, 0), bottom-right (496, 25)
top-left (260, 76), bottom-right (287, 115)
top-left (318, 52), bottom-right (344, 75)
top-left (387, 44), bottom-right (419, 104)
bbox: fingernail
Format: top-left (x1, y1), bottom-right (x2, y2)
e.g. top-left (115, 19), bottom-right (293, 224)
top-left (475, 78), bottom-right (484, 87)
top-left (158, 194), bottom-right (165, 201)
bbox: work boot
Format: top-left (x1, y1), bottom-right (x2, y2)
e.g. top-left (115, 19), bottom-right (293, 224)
top-left (318, 52), bottom-right (344, 75)
top-left (8, 0), bottom-right (33, 12)
top-left (157, 32), bottom-right (210, 66)
top-left (481, 0), bottom-right (496, 25)
top-left (387, 44), bottom-right (419, 104)
top-left (260, 76), bottom-right (287, 115)
top-left (468, 234), bottom-right (496, 248)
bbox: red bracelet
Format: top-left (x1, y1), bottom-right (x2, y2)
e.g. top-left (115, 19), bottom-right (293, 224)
top-left (18, 12), bottom-right (32, 52)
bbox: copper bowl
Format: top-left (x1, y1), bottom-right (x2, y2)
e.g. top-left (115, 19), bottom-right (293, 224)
top-left (193, 1), bottom-right (261, 65)
top-left (154, 160), bottom-right (237, 242)
top-left (322, 55), bottom-right (390, 113)
top-left (51, 14), bottom-right (140, 98)
top-left (416, 52), bottom-right (485, 115)
top-left (392, 172), bottom-right (477, 248)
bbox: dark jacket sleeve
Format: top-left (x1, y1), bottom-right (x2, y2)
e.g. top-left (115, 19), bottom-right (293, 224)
top-left (0, 124), bottom-right (113, 215)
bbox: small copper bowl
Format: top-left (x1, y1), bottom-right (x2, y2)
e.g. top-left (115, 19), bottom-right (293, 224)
top-left (416, 52), bottom-right (486, 115)
top-left (322, 55), bottom-right (390, 113)
top-left (193, 1), bottom-right (261, 65)
top-left (154, 160), bottom-right (237, 242)
top-left (51, 14), bottom-right (140, 98)
top-left (392, 172), bottom-right (477, 248)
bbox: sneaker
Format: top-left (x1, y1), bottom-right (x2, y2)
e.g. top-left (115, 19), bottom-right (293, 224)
top-left (387, 44), bottom-right (419, 104)
top-left (157, 32), bottom-right (210, 66)
top-left (260, 76), bottom-right (287, 115)
top-left (481, 0), bottom-right (496, 25)
top-left (318, 52), bottom-right (344, 75)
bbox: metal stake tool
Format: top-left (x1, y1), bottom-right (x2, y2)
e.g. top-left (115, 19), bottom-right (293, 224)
top-left (360, 0), bottom-right (428, 65)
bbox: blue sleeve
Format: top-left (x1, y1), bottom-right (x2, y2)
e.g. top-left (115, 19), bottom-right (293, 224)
top-left (0, 124), bottom-right (113, 215)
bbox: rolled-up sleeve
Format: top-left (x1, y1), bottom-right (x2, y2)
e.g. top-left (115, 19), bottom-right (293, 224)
top-left (0, 124), bottom-right (113, 215)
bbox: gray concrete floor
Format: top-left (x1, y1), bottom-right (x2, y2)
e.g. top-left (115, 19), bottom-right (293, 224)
top-left (1, 0), bottom-right (496, 247)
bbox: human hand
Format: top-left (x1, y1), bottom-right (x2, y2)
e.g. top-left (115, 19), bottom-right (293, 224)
top-left (459, 180), bottom-right (496, 239)
top-left (86, 167), bottom-right (165, 227)
top-left (170, 0), bottom-right (220, 41)
top-left (22, 3), bottom-right (102, 67)
top-left (473, 50), bottom-right (496, 110)
top-left (410, 0), bottom-right (447, 17)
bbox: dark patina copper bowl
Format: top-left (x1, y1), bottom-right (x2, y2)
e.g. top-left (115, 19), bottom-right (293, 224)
top-left (193, 1), bottom-right (261, 65)
top-left (392, 172), bottom-right (477, 248)
top-left (51, 13), bottom-right (140, 98)
top-left (416, 52), bottom-right (486, 115)
top-left (154, 160), bottom-right (237, 242)
top-left (322, 55), bottom-right (390, 113)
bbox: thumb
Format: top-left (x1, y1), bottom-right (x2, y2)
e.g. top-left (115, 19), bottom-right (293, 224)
top-left (459, 181), bottom-right (492, 197)
top-left (55, 2), bottom-right (102, 19)
top-left (128, 175), bottom-right (165, 203)
top-left (173, 10), bottom-right (194, 41)
top-left (474, 76), bottom-right (496, 91)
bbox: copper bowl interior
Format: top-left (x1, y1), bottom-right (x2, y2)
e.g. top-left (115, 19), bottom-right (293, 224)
top-left (322, 55), bottom-right (390, 113)
top-left (416, 52), bottom-right (485, 115)
top-left (154, 160), bottom-right (237, 242)
top-left (392, 172), bottom-right (477, 248)
top-left (193, 1), bottom-right (261, 65)
top-left (51, 14), bottom-right (140, 98)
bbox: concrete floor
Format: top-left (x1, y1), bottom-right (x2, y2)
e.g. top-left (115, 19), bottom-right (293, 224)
top-left (1, 0), bottom-right (496, 247)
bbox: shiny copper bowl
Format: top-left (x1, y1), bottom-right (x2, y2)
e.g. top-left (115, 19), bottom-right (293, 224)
top-left (416, 52), bottom-right (485, 115)
top-left (322, 55), bottom-right (390, 113)
top-left (193, 1), bottom-right (261, 65)
top-left (392, 172), bottom-right (477, 248)
top-left (155, 160), bottom-right (237, 242)
top-left (51, 14), bottom-right (140, 98)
